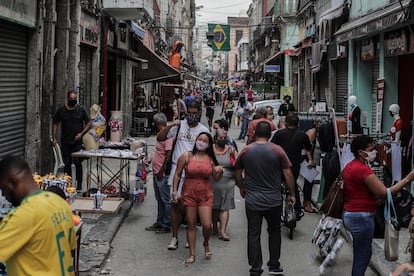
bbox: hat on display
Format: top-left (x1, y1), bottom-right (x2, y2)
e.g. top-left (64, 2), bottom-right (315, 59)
top-left (389, 104), bottom-right (400, 115)
top-left (283, 94), bottom-right (291, 101)
top-left (90, 104), bottom-right (101, 119)
top-left (174, 88), bottom-right (180, 95)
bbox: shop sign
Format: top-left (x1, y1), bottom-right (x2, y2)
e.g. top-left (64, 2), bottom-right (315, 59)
top-left (360, 39), bottom-right (375, 61)
top-left (80, 13), bottom-right (100, 47)
top-left (0, 0), bottom-right (36, 27)
top-left (384, 30), bottom-right (407, 56)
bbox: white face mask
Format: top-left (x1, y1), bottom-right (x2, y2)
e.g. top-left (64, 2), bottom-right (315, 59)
top-left (363, 150), bottom-right (377, 163)
top-left (196, 140), bottom-right (209, 151)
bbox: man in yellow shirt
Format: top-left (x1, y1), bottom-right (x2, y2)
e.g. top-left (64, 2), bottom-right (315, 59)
top-left (0, 156), bottom-right (76, 276)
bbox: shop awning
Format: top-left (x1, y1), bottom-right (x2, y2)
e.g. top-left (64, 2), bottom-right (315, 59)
top-left (264, 51), bottom-right (283, 65)
top-left (184, 73), bottom-right (207, 83)
top-left (318, 0), bottom-right (344, 26)
top-left (335, 0), bottom-right (412, 43)
top-left (134, 38), bottom-right (181, 84)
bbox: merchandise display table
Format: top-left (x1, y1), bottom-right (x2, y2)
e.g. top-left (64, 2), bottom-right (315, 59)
top-left (72, 149), bottom-right (143, 195)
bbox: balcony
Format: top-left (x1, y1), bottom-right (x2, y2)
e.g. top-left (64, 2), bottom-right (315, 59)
top-left (102, 0), bottom-right (154, 20)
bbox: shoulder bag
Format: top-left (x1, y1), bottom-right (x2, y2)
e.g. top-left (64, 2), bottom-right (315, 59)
top-left (319, 175), bottom-right (344, 219)
top-left (384, 188), bottom-right (400, 261)
top-left (164, 123), bottom-right (181, 175)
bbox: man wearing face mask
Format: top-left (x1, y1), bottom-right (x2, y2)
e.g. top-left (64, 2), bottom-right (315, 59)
top-left (246, 106), bottom-right (276, 145)
top-left (52, 91), bottom-right (91, 190)
top-left (157, 100), bottom-right (209, 250)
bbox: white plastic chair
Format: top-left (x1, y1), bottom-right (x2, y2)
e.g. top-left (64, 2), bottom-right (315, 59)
top-left (51, 139), bottom-right (65, 176)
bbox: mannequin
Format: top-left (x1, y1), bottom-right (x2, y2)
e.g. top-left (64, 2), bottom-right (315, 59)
top-left (348, 95), bottom-right (362, 134)
top-left (389, 103), bottom-right (402, 142)
top-left (149, 92), bottom-right (160, 111)
top-left (82, 104), bottom-right (106, 150)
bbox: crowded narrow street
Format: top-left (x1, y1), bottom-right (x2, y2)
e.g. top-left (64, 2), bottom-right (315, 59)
top-left (93, 104), bottom-right (378, 276)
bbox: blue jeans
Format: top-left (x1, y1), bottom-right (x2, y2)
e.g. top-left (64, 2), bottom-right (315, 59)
top-left (246, 205), bottom-right (282, 276)
top-left (238, 118), bottom-right (251, 139)
top-left (343, 211), bottom-right (375, 276)
top-left (153, 174), bottom-right (171, 228)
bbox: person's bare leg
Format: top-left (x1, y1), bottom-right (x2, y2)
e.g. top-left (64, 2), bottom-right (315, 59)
top-left (185, 206), bottom-right (197, 263)
top-left (171, 201), bottom-right (182, 239)
top-left (219, 210), bottom-right (230, 240)
top-left (199, 206), bottom-right (213, 259)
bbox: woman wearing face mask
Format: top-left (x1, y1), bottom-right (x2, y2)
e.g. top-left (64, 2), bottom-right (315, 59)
top-left (172, 132), bottom-right (224, 264)
top-left (343, 135), bottom-right (414, 276)
top-left (212, 129), bottom-right (238, 241)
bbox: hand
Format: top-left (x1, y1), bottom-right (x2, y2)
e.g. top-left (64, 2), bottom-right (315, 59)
top-left (239, 187), bottom-right (246, 198)
top-left (307, 160), bottom-right (315, 169)
top-left (172, 120), bottom-right (181, 127)
top-left (213, 165), bottom-right (224, 174)
top-left (52, 138), bottom-right (57, 145)
top-left (74, 133), bottom-right (82, 141)
top-left (171, 193), bottom-right (180, 204)
top-left (288, 195), bottom-right (296, 206)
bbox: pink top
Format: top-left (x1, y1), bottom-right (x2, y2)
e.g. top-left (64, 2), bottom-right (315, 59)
top-left (152, 138), bottom-right (173, 174)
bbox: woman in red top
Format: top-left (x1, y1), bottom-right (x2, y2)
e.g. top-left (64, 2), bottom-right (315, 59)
top-left (343, 135), bottom-right (414, 276)
top-left (172, 132), bottom-right (224, 264)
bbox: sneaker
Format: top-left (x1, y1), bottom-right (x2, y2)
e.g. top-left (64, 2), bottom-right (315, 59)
top-left (145, 223), bottom-right (162, 231)
top-left (185, 241), bottom-right (189, 248)
top-left (156, 227), bottom-right (171, 234)
top-left (167, 237), bottom-right (178, 250)
top-left (269, 266), bottom-right (283, 275)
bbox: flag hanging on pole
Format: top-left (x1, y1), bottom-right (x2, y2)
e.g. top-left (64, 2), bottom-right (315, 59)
top-left (207, 24), bottom-right (231, 51)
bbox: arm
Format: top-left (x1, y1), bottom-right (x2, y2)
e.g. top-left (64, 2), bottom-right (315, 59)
top-left (52, 122), bottom-right (59, 145)
top-left (365, 171), bottom-right (414, 197)
top-left (157, 121), bottom-right (179, 141)
top-left (282, 168), bottom-right (296, 206)
top-left (212, 165), bottom-right (224, 181)
top-left (76, 120), bottom-right (91, 141)
top-left (171, 152), bottom-right (188, 203)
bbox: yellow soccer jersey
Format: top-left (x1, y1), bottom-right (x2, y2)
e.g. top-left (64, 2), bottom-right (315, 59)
top-left (0, 190), bottom-right (76, 276)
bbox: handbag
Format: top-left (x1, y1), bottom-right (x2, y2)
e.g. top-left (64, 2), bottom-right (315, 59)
top-left (319, 175), bottom-right (344, 219)
top-left (384, 188), bottom-right (400, 261)
top-left (164, 123), bottom-right (181, 175)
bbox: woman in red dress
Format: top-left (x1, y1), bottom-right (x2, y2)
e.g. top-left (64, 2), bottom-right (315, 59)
top-left (172, 132), bottom-right (224, 264)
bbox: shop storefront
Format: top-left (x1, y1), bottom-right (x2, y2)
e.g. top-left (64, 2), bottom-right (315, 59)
top-left (79, 12), bottom-right (100, 109)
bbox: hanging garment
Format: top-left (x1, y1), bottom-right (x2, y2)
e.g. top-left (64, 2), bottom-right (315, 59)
top-left (391, 143), bottom-right (402, 183)
top-left (340, 143), bottom-right (353, 169)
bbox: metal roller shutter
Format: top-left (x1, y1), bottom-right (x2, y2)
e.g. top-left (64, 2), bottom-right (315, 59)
top-left (79, 46), bottom-right (93, 109)
top-left (371, 59), bottom-right (380, 132)
top-left (318, 65), bottom-right (329, 102)
top-left (0, 20), bottom-right (27, 157)
top-left (335, 59), bottom-right (348, 113)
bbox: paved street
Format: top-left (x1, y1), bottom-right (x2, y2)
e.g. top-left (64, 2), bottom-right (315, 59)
top-left (88, 103), bottom-right (379, 276)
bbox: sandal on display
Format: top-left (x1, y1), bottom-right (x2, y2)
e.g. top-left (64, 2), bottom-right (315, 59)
top-left (185, 255), bottom-right (195, 264)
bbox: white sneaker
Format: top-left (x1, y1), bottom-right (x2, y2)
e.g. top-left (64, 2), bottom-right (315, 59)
top-left (167, 237), bottom-right (178, 250)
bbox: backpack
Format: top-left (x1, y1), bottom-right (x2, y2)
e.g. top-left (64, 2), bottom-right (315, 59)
top-left (317, 119), bottom-right (335, 153)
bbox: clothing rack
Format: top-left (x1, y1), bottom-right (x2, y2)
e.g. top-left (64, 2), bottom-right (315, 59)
top-left (295, 111), bottom-right (346, 119)
top-left (339, 133), bottom-right (394, 144)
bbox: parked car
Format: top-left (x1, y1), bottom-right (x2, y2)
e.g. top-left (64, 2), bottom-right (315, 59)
top-left (253, 99), bottom-right (283, 126)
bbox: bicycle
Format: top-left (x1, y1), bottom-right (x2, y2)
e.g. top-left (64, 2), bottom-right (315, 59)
top-left (281, 182), bottom-right (296, 240)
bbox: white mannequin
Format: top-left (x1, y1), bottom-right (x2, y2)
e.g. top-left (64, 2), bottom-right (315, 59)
top-left (389, 104), bottom-right (402, 142)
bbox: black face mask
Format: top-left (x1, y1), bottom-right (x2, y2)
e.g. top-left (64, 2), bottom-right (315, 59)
top-left (216, 139), bottom-right (227, 148)
top-left (67, 99), bottom-right (77, 107)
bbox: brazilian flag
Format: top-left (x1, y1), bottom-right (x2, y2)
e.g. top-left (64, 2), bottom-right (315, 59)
top-left (207, 24), bottom-right (231, 51)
